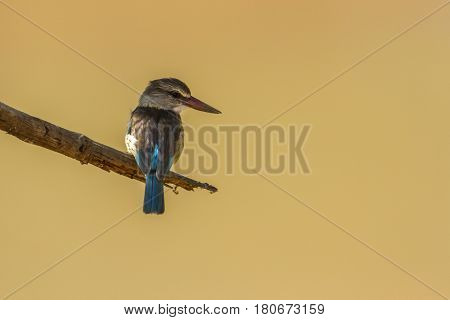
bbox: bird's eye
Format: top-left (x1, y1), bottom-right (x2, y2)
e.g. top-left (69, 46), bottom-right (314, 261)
top-left (170, 91), bottom-right (182, 99)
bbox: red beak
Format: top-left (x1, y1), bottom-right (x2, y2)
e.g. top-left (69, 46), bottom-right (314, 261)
top-left (183, 96), bottom-right (221, 114)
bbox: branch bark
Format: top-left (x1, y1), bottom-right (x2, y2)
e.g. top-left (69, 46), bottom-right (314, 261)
top-left (0, 101), bottom-right (217, 193)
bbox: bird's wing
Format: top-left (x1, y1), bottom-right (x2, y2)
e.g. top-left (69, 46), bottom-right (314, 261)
top-left (129, 108), bottom-right (158, 175)
top-left (155, 114), bottom-right (183, 180)
top-left (173, 128), bottom-right (184, 164)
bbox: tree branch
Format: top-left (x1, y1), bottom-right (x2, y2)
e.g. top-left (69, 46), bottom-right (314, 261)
top-left (0, 101), bottom-right (218, 193)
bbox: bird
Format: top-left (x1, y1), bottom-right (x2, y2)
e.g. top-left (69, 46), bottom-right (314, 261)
top-left (125, 78), bottom-right (221, 214)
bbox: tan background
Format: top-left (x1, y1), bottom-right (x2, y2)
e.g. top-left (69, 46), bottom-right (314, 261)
top-left (1, 0), bottom-right (449, 299)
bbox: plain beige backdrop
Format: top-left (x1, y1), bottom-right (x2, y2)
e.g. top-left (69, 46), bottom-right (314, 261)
top-left (1, 0), bottom-right (449, 299)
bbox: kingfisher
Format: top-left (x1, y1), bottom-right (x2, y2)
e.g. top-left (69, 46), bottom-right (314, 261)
top-left (125, 78), bottom-right (221, 214)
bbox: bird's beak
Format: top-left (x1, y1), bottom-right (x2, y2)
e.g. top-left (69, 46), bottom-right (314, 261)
top-left (183, 96), bottom-right (221, 114)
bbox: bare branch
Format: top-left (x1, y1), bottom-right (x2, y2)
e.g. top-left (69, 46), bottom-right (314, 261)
top-left (0, 101), bottom-right (218, 193)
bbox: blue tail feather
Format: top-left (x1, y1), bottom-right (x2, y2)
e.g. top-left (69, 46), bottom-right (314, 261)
top-left (143, 173), bottom-right (164, 214)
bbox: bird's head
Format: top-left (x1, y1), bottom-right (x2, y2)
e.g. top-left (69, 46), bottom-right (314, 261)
top-left (139, 78), bottom-right (221, 114)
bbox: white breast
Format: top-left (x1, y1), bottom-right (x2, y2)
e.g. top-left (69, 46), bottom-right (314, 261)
top-left (125, 134), bottom-right (138, 156)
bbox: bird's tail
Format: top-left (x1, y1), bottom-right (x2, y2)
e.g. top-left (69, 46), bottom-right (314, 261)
top-left (143, 173), bottom-right (164, 214)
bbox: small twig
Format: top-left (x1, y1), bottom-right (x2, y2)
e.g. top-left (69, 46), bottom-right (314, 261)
top-left (0, 101), bottom-right (218, 193)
